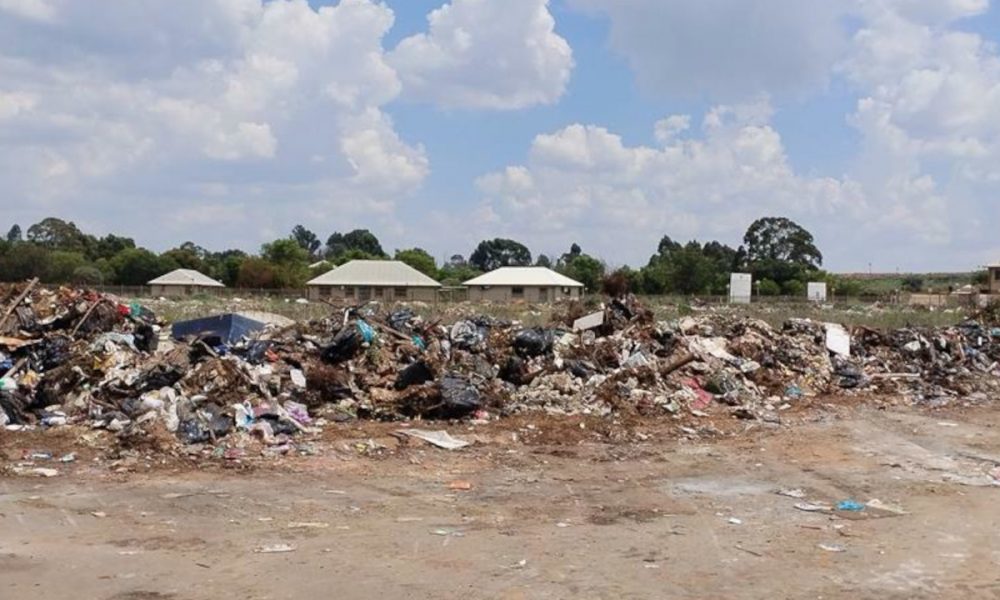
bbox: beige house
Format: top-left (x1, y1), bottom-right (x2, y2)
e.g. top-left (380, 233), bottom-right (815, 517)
top-left (463, 267), bottom-right (584, 303)
top-left (148, 269), bottom-right (225, 297)
top-left (306, 260), bottom-right (441, 302)
top-left (988, 263), bottom-right (1000, 294)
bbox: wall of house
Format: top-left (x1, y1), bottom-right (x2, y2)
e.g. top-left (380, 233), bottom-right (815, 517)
top-left (307, 285), bottom-right (439, 302)
top-left (151, 284), bottom-right (217, 298)
top-left (990, 268), bottom-right (1000, 294)
top-left (467, 285), bottom-right (582, 303)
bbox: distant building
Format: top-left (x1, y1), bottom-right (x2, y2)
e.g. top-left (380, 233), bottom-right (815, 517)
top-left (729, 273), bottom-right (752, 304)
top-left (306, 260), bottom-right (441, 302)
top-left (807, 282), bottom-right (828, 302)
top-left (463, 267), bottom-right (584, 303)
top-left (148, 269), bottom-right (225, 297)
top-left (988, 263), bottom-right (1000, 294)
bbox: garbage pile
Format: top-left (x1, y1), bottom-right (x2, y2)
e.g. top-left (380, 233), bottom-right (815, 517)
top-left (3, 280), bottom-right (1000, 455)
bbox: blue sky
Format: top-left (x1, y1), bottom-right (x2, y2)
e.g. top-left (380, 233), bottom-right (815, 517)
top-left (2, 0), bottom-right (1000, 271)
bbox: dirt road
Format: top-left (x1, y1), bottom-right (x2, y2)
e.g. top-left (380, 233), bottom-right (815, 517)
top-left (3, 405), bottom-right (1000, 599)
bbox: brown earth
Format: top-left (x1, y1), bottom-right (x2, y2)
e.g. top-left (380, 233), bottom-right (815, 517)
top-left (2, 402), bottom-right (1000, 599)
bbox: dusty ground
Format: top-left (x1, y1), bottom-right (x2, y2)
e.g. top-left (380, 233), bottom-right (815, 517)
top-left (3, 404), bottom-right (1000, 599)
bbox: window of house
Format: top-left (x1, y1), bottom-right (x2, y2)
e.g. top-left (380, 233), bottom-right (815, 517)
top-left (344, 286), bottom-right (355, 298)
top-left (185, 286), bottom-right (193, 295)
top-left (374, 287), bottom-right (384, 298)
top-left (326, 286), bottom-right (336, 297)
top-left (994, 270), bottom-right (1000, 282)
top-left (395, 287), bottom-right (408, 298)
top-left (511, 286), bottom-right (525, 298)
top-left (562, 287), bottom-right (571, 295)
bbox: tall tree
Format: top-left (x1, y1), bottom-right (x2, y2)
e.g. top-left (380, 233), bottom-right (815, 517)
top-left (394, 248), bottom-right (438, 278)
top-left (743, 217), bottom-right (822, 269)
top-left (90, 234), bottom-right (135, 260)
top-left (535, 254), bottom-right (552, 268)
top-left (291, 225), bottom-right (321, 258)
top-left (325, 229), bottom-right (385, 259)
top-left (6, 224), bottom-right (21, 243)
top-left (26, 217), bottom-right (93, 252)
top-left (469, 238), bottom-right (531, 271)
top-left (561, 254), bottom-right (605, 292)
top-left (261, 239), bottom-right (310, 287)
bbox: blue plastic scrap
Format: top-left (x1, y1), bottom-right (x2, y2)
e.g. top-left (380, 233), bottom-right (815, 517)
top-left (356, 320), bottom-right (376, 344)
top-left (836, 500), bottom-right (865, 512)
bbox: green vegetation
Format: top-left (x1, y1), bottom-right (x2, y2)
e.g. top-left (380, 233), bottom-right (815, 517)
top-left (0, 216), bottom-right (979, 299)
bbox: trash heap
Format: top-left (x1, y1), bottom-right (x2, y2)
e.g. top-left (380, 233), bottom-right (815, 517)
top-left (4, 280), bottom-right (1000, 454)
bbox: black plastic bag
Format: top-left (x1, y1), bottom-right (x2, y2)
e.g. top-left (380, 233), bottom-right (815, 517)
top-left (321, 326), bottom-right (362, 364)
top-left (395, 361), bottom-right (435, 390)
top-left (513, 328), bottom-right (555, 357)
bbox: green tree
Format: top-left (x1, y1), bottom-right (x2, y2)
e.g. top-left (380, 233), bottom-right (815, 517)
top-left (44, 251), bottom-right (87, 283)
top-left (261, 239), bottom-right (310, 287)
top-left (236, 257), bottom-right (278, 288)
top-left (561, 254), bottom-right (605, 292)
top-left (394, 248), bottom-right (438, 278)
top-left (901, 276), bottom-right (924, 292)
top-left (781, 279), bottom-right (806, 296)
top-left (0, 244), bottom-right (50, 281)
top-left (757, 279), bottom-right (781, 296)
top-left (743, 217), bottom-right (822, 269)
top-left (26, 218), bottom-right (93, 253)
top-left (469, 238), bottom-right (532, 271)
top-left (72, 266), bottom-right (104, 285)
top-left (6, 224), bottom-right (21, 243)
top-left (535, 254), bottom-right (552, 268)
top-left (325, 229), bottom-right (385, 259)
top-left (109, 248), bottom-right (177, 285)
top-left (161, 242), bottom-right (205, 271)
top-left (665, 243), bottom-right (716, 295)
top-left (89, 234), bottom-right (135, 261)
top-left (291, 225), bottom-right (321, 258)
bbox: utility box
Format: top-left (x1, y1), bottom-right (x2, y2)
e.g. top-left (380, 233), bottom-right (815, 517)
top-left (807, 282), bottom-right (828, 303)
top-left (729, 273), bottom-right (752, 304)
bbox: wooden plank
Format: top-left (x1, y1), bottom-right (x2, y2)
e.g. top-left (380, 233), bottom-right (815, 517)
top-left (0, 278), bottom-right (39, 332)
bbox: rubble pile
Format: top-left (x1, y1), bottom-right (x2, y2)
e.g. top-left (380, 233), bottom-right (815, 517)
top-left (2, 280), bottom-right (1000, 455)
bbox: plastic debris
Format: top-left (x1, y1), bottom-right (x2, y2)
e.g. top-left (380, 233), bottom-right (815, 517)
top-left (396, 429), bottom-right (471, 450)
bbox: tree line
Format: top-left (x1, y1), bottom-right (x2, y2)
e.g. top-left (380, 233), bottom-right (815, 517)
top-left (0, 216), bottom-right (864, 295)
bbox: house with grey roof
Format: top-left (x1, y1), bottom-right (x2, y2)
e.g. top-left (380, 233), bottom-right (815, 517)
top-left (463, 267), bottom-right (584, 303)
top-left (306, 260), bottom-right (441, 302)
top-left (148, 269), bottom-right (225, 297)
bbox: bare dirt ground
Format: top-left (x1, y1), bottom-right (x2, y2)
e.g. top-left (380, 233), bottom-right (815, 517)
top-left (3, 404), bottom-right (1000, 600)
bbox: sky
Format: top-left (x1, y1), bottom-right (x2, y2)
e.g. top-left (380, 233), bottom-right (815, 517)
top-left (1, 0), bottom-right (999, 272)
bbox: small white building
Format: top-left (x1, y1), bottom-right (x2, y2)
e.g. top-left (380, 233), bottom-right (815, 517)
top-left (148, 269), bottom-right (225, 297)
top-left (807, 282), bottom-right (828, 302)
top-left (729, 273), bottom-right (752, 304)
top-left (306, 260), bottom-right (441, 302)
top-left (463, 267), bottom-right (584, 303)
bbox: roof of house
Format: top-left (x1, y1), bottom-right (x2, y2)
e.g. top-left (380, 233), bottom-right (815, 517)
top-left (463, 267), bottom-right (584, 288)
top-left (147, 269), bottom-right (225, 287)
top-left (306, 260), bottom-right (441, 287)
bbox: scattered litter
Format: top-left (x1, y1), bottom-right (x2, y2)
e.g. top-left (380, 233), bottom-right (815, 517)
top-left (287, 522), bottom-right (329, 529)
top-left (836, 500), bottom-right (866, 512)
top-left (818, 543), bottom-right (846, 553)
top-left (447, 480), bottom-right (473, 491)
top-left (397, 429), bottom-right (470, 450)
top-left (254, 544), bottom-right (296, 554)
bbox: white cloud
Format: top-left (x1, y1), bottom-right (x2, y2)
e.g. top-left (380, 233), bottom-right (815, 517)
top-left (476, 100), bottom-right (866, 265)
top-left (0, 0), bottom-right (429, 249)
top-left (389, 0), bottom-right (573, 109)
top-left (0, 0), bottom-right (54, 22)
top-left (841, 0), bottom-right (1000, 259)
top-left (567, 0), bottom-right (853, 99)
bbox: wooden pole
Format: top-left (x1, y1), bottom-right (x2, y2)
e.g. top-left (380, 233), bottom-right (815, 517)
top-left (0, 278), bottom-right (39, 333)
